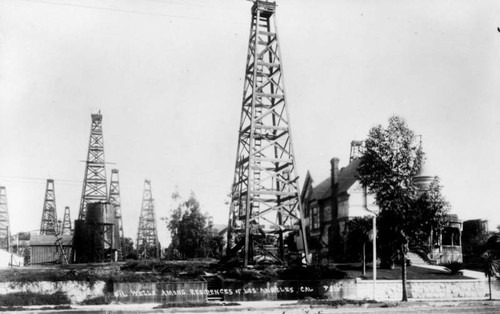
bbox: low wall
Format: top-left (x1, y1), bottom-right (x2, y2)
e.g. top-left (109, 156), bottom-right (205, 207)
top-left (113, 281), bottom-right (207, 304)
top-left (0, 281), bottom-right (106, 304)
top-left (356, 279), bottom-right (489, 300)
top-left (113, 278), bottom-right (490, 302)
top-left (0, 278), bottom-right (492, 305)
top-left (221, 280), bottom-right (357, 301)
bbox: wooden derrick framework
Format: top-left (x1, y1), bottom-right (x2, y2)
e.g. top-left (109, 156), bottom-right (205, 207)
top-left (79, 112), bottom-right (108, 220)
top-left (61, 206), bottom-right (72, 236)
top-left (40, 179), bottom-right (58, 235)
top-left (137, 179), bottom-right (160, 259)
top-left (108, 168), bottom-right (125, 260)
top-left (0, 186), bottom-right (10, 251)
top-left (227, 0), bottom-right (308, 266)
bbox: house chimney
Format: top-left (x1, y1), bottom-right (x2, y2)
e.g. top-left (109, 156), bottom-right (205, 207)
top-left (329, 157), bottom-right (340, 259)
top-left (330, 158), bottom-right (340, 185)
top-left (330, 158), bottom-right (340, 222)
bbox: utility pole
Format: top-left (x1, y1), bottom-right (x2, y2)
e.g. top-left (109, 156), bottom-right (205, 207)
top-left (227, 0), bottom-right (308, 267)
top-left (0, 186), bottom-right (10, 251)
top-left (364, 186), bottom-right (377, 301)
top-left (109, 168), bottom-right (124, 260)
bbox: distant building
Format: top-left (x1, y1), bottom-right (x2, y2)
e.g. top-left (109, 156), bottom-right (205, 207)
top-left (9, 232), bottom-right (30, 265)
top-left (462, 219), bottom-right (490, 264)
top-left (415, 161), bottom-right (463, 264)
top-left (429, 214), bottom-right (463, 264)
top-left (30, 234), bottom-right (72, 265)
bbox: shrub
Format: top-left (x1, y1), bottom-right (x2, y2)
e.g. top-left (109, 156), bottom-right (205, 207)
top-left (441, 262), bottom-right (464, 275)
top-left (0, 291), bottom-right (70, 306)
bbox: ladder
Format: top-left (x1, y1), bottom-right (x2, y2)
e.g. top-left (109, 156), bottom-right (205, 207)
top-left (53, 218), bottom-right (69, 265)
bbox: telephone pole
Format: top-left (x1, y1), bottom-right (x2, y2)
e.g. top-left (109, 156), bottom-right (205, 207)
top-left (109, 168), bottom-right (124, 260)
top-left (0, 187), bottom-right (10, 251)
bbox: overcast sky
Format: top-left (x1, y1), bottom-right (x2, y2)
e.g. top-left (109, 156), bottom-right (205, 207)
top-left (1, 0), bottom-right (500, 246)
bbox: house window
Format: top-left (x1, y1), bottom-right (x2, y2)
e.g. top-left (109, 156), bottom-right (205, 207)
top-left (442, 227), bottom-right (460, 246)
top-left (304, 204), bottom-right (310, 218)
top-left (312, 206), bottom-right (320, 230)
top-left (322, 205), bottom-right (332, 223)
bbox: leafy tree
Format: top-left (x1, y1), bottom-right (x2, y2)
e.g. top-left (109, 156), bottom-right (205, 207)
top-left (482, 234), bottom-right (500, 300)
top-left (122, 237), bottom-right (137, 260)
top-left (358, 116), bottom-right (449, 301)
top-left (164, 191), bottom-right (223, 259)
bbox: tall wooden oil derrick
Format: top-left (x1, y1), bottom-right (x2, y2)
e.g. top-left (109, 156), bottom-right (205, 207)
top-left (0, 186), bottom-right (10, 251)
top-left (227, 0), bottom-right (309, 266)
top-left (61, 206), bottom-right (72, 236)
top-left (349, 140), bottom-right (365, 163)
top-left (136, 179), bottom-right (160, 259)
top-left (108, 168), bottom-right (124, 260)
top-left (79, 112), bottom-right (108, 220)
top-left (40, 179), bottom-right (58, 235)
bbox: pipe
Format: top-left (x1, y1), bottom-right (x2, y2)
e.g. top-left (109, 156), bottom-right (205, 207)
top-left (364, 186), bottom-right (377, 301)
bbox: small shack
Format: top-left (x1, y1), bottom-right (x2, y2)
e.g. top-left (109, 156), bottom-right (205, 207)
top-left (30, 234), bottom-right (72, 264)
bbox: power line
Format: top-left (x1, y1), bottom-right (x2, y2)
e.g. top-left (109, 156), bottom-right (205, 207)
top-left (0, 175), bottom-right (81, 185)
top-left (21, 0), bottom-right (246, 25)
top-left (142, 0), bottom-right (243, 11)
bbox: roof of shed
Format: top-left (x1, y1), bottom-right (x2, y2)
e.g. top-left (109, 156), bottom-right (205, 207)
top-left (30, 235), bottom-right (73, 246)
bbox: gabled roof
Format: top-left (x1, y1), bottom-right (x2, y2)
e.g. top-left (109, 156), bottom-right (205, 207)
top-left (307, 158), bottom-right (361, 201)
top-left (30, 235), bottom-right (73, 246)
top-left (338, 158), bottom-right (360, 194)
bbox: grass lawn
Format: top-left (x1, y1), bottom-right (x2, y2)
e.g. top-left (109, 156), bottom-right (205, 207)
top-left (340, 265), bottom-right (474, 280)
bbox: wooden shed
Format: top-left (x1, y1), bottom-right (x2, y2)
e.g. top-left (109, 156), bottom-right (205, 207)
top-left (30, 234), bottom-right (72, 264)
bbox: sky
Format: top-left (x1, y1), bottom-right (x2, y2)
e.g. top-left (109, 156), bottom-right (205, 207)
top-left (1, 0), bottom-right (500, 247)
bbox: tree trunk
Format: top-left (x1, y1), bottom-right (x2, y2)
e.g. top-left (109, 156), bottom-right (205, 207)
top-left (401, 245), bottom-right (408, 302)
top-left (489, 274), bottom-right (492, 300)
top-left (362, 243), bottom-right (366, 276)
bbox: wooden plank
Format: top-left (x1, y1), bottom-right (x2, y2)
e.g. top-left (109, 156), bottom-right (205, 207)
top-left (256, 92), bottom-right (283, 99)
top-left (256, 61), bottom-right (280, 68)
top-left (250, 190), bottom-right (295, 196)
top-left (258, 30), bottom-right (275, 36)
top-left (253, 157), bottom-right (291, 163)
top-left (254, 124), bottom-right (288, 131)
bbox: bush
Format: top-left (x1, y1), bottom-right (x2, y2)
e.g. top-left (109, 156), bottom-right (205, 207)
top-left (0, 291), bottom-right (70, 306)
top-left (441, 262), bottom-right (464, 275)
top-left (80, 295), bottom-right (111, 305)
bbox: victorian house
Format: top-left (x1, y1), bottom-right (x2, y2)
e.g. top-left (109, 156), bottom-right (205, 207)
top-left (301, 144), bottom-right (462, 265)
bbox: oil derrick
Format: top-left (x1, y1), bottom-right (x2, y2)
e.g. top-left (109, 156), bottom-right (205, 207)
top-left (108, 169), bottom-right (124, 260)
top-left (79, 112), bottom-right (108, 220)
top-left (0, 186), bottom-right (10, 251)
top-left (136, 179), bottom-right (159, 259)
top-left (349, 140), bottom-right (365, 162)
top-left (61, 206), bottom-right (72, 236)
top-left (227, 0), bottom-right (308, 266)
top-left (40, 179), bottom-right (58, 235)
